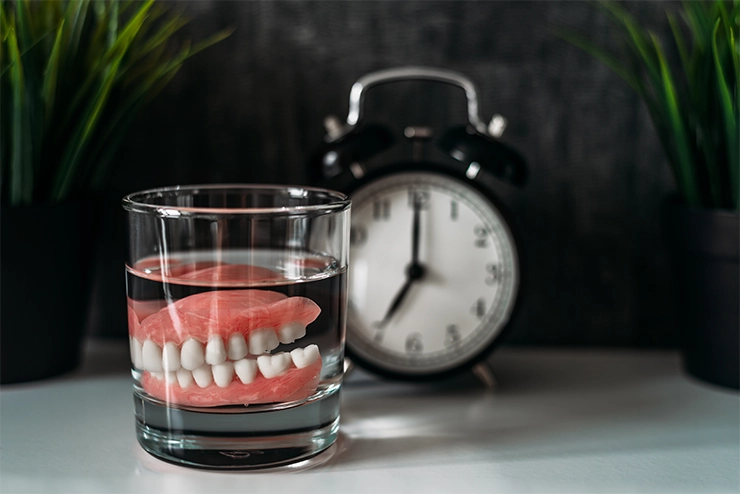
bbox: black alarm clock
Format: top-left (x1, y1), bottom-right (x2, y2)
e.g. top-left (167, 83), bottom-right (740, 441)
top-left (311, 67), bottom-right (527, 382)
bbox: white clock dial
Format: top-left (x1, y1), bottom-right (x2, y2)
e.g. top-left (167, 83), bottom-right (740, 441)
top-left (347, 171), bottom-right (519, 375)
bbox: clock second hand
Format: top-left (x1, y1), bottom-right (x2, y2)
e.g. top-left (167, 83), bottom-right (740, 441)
top-left (376, 191), bottom-right (425, 330)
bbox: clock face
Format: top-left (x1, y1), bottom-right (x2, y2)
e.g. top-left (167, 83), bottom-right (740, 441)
top-left (347, 171), bottom-right (519, 376)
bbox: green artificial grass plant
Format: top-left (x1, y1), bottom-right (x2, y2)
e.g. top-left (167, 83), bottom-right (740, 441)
top-left (0, 0), bottom-right (231, 206)
top-left (563, 1), bottom-right (739, 210)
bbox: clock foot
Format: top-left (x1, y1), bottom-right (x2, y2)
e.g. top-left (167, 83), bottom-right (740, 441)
top-left (472, 362), bottom-right (498, 391)
top-left (343, 357), bottom-right (355, 377)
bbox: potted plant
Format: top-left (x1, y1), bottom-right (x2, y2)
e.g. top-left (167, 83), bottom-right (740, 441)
top-left (0, 0), bottom-right (230, 384)
top-left (564, 1), bottom-right (738, 389)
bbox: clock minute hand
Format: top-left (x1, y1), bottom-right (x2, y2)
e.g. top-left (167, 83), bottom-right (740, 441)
top-left (411, 192), bottom-right (421, 266)
top-left (377, 193), bottom-right (426, 330)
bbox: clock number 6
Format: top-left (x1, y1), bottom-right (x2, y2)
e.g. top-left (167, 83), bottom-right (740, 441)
top-left (444, 325), bottom-right (461, 347)
top-left (485, 263), bottom-right (500, 285)
top-left (405, 333), bottom-right (423, 354)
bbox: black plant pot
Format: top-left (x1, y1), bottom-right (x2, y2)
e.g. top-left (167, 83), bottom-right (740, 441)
top-left (665, 199), bottom-right (739, 390)
top-left (1, 202), bottom-right (96, 384)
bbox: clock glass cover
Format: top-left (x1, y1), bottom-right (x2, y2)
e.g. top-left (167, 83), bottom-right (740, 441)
top-left (347, 171), bottom-right (519, 376)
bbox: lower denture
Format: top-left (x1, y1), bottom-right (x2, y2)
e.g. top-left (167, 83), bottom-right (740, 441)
top-left (142, 355), bottom-right (322, 407)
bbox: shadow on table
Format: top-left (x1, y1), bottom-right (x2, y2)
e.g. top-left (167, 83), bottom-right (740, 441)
top-left (329, 350), bottom-right (738, 469)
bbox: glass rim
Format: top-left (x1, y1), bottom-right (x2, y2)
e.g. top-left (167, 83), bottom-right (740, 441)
top-left (121, 184), bottom-right (351, 217)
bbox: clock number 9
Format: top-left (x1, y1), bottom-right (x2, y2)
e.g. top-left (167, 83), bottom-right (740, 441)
top-left (485, 263), bottom-right (500, 285)
top-left (350, 225), bottom-right (367, 246)
top-left (405, 333), bottom-right (423, 354)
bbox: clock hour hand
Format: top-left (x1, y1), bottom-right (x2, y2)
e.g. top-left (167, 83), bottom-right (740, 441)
top-left (376, 264), bottom-right (426, 329)
top-left (376, 276), bottom-right (414, 329)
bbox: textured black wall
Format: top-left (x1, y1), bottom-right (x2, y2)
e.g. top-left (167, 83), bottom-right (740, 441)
top-left (96, 1), bottom-right (681, 346)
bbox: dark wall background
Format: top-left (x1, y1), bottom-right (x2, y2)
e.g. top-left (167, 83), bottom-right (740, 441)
top-left (93, 1), bottom-right (681, 347)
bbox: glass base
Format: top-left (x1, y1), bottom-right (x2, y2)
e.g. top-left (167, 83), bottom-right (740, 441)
top-left (136, 418), bottom-right (339, 470)
top-left (134, 388), bottom-right (341, 470)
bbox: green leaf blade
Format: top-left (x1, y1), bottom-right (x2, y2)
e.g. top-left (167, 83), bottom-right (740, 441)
top-left (651, 34), bottom-right (702, 207)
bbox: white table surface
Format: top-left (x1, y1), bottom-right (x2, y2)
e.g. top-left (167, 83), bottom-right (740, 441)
top-left (1, 341), bottom-right (738, 494)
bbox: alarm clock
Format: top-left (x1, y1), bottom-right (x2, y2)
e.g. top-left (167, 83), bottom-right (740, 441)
top-left (311, 67), bottom-right (527, 381)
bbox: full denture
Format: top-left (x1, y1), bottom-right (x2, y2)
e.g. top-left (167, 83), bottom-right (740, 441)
top-left (128, 289), bottom-right (323, 406)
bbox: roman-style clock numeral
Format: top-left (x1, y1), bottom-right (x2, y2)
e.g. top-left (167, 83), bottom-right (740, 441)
top-left (450, 200), bottom-right (458, 220)
top-left (471, 298), bottom-right (486, 319)
top-left (405, 333), bottom-right (423, 354)
top-left (474, 225), bottom-right (489, 247)
top-left (350, 225), bottom-right (367, 246)
top-left (485, 263), bottom-right (500, 285)
top-left (373, 199), bottom-right (390, 220)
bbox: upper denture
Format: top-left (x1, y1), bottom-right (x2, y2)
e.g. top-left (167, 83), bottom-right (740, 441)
top-left (131, 290), bottom-right (321, 347)
top-left (177, 264), bottom-right (281, 284)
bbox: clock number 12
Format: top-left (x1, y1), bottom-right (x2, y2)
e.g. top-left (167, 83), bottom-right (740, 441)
top-left (408, 190), bottom-right (430, 209)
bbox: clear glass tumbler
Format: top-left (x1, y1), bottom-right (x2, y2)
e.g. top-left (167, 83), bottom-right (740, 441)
top-left (122, 185), bottom-right (350, 469)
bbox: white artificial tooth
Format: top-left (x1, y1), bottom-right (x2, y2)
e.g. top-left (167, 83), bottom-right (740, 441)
top-left (142, 340), bottom-right (163, 372)
top-left (249, 328), bottom-right (279, 355)
top-left (257, 353), bottom-right (291, 379)
top-left (130, 337), bottom-right (144, 369)
top-left (212, 361), bottom-right (234, 388)
top-left (278, 322), bottom-right (307, 344)
top-left (176, 368), bottom-right (194, 389)
top-left (181, 338), bottom-right (205, 370)
top-left (205, 335), bottom-right (227, 365)
top-left (290, 344), bottom-right (320, 369)
top-left (152, 371), bottom-right (164, 380)
top-left (162, 342), bottom-right (181, 372)
top-left (164, 371), bottom-right (178, 383)
top-left (234, 359), bottom-right (257, 384)
top-left (192, 364), bottom-right (213, 388)
top-left (227, 333), bottom-right (249, 360)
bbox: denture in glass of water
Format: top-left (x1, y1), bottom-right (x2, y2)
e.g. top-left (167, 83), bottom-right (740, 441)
top-left (127, 265), bottom-right (323, 407)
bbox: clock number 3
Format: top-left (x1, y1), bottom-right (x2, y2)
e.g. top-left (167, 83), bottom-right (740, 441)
top-left (405, 333), bottom-right (423, 354)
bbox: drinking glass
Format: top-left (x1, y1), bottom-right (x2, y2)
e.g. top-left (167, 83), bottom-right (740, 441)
top-left (122, 185), bottom-right (350, 469)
